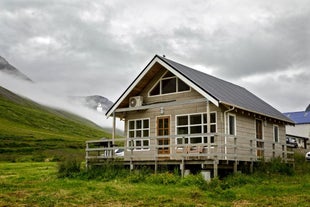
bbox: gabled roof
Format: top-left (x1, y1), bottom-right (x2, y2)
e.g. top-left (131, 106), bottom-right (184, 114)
top-left (283, 111), bottom-right (310, 124)
top-left (106, 55), bottom-right (293, 124)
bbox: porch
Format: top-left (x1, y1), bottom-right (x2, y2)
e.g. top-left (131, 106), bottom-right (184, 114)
top-left (85, 134), bottom-right (294, 177)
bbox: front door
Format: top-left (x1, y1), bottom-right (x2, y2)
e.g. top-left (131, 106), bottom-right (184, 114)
top-left (256, 119), bottom-right (264, 157)
top-left (157, 116), bottom-right (170, 155)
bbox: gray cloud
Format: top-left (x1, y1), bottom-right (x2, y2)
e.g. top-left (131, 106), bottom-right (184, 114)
top-left (0, 0), bottom-right (309, 113)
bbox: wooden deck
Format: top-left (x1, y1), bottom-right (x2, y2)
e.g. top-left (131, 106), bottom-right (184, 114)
top-left (85, 134), bottom-right (294, 177)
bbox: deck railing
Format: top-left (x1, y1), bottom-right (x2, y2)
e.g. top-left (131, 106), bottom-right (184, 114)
top-left (86, 133), bottom-right (294, 166)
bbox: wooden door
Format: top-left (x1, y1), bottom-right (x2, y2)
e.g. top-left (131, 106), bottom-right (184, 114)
top-left (157, 116), bottom-right (170, 155)
top-left (256, 119), bottom-right (264, 157)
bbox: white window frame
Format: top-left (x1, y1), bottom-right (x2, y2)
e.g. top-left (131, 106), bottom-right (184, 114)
top-left (127, 118), bottom-right (150, 151)
top-left (148, 71), bottom-right (191, 97)
top-left (227, 113), bottom-right (237, 136)
top-left (175, 112), bottom-right (217, 145)
top-left (273, 125), bottom-right (279, 143)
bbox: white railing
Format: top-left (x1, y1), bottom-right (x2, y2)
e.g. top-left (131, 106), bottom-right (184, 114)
top-left (86, 133), bottom-right (294, 165)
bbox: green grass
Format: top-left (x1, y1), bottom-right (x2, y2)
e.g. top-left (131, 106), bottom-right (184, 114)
top-left (0, 86), bottom-right (111, 162)
top-left (0, 162), bottom-right (310, 206)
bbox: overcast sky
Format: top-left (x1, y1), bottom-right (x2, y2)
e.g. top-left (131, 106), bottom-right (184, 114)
top-left (0, 0), bottom-right (309, 113)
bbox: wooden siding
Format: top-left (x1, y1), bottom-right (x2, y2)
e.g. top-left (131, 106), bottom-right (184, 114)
top-left (111, 68), bottom-right (290, 163)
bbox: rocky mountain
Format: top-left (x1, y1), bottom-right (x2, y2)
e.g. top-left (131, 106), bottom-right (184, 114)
top-left (0, 56), bottom-right (32, 82)
top-left (70, 95), bottom-right (113, 113)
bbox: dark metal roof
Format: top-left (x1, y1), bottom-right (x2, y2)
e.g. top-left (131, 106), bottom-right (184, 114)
top-left (283, 111), bottom-right (310, 124)
top-left (158, 55), bottom-right (293, 123)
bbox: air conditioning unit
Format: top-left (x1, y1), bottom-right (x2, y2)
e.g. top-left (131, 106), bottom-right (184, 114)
top-left (129, 96), bottom-right (143, 108)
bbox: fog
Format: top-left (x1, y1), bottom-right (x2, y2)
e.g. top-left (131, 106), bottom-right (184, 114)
top-left (0, 72), bottom-right (124, 131)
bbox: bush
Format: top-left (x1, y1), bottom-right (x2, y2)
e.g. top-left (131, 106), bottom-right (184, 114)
top-left (180, 174), bottom-right (207, 190)
top-left (57, 157), bottom-right (81, 178)
top-left (146, 172), bottom-right (179, 185)
top-left (255, 157), bottom-right (294, 176)
top-left (221, 173), bottom-right (258, 189)
top-left (78, 161), bottom-right (129, 181)
top-left (294, 151), bottom-right (310, 175)
top-left (127, 167), bottom-right (151, 183)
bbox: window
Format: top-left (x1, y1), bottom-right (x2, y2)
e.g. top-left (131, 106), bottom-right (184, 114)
top-left (273, 125), bottom-right (279, 143)
top-left (176, 112), bottom-right (217, 145)
top-left (149, 71), bottom-right (190, 96)
top-left (228, 114), bottom-right (236, 136)
top-left (128, 119), bottom-right (150, 150)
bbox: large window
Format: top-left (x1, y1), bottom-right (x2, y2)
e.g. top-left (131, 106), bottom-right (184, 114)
top-left (149, 71), bottom-right (190, 96)
top-left (176, 112), bottom-right (217, 145)
top-left (273, 125), bottom-right (279, 143)
top-left (128, 119), bottom-right (150, 151)
top-left (228, 114), bottom-right (236, 136)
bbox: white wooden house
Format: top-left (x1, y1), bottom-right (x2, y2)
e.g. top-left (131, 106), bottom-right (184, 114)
top-left (86, 55), bottom-right (294, 176)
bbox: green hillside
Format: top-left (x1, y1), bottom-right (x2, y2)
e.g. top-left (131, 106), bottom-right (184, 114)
top-left (0, 86), bottom-right (111, 162)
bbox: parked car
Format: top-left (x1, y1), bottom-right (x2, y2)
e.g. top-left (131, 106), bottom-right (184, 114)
top-left (306, 151), bottom-right (310, 161)
top-left (114, 148), bottom-right (124, 157)
top-left (286, 137), bottom-right (298, 148)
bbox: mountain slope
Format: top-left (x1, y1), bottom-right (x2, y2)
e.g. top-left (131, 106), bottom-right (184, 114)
top-left (69, 95), bottom-right (113, 112)
top-left (0, 86), bottom-right (111, 162)
top-left (0, 56), bottom-right (32, 81)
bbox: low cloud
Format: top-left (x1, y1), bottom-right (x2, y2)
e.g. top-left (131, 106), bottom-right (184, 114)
top-left (0, 72), bottom-right (123, 130)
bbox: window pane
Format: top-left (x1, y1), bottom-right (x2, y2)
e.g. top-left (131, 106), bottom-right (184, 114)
top-left (158, 129), bottom-right (163, 136)
top-left (158, 119), bottom-right (163, 128)
top-left (229, 115), bottom-right (235, 135)
top-left (129, 131), bottom-right (134, 138)
top-left (136, 120), bottom-right (142, 129)
top-left (164, 129), bottom-right (169, 135)
top-left (177, 116), bottom-right (188, 126)
top-left (210, 125), bottom-right (216, 133)
top-left (191, 137), bottom-right (202, 144)
top-left (136, 130), bottom-right (142, 137)
top-left (143, 130), bottom-right (149, 137)
top-left (162, 78), bottom-right (176, 94)
top-left (210, 136), bottom-right (215, 143)
top-left (150, 82), bottom-right (160, 96)
top-left (129, 121), bottom-right (135, 130)
top-left (203, 114), bottom-right (207, 123)
top-left (143, 140), bottom-right (149, 147)
top-left (190, 126), bottom-right (202, 134)
top-left (184, 138), bottom-right (189, 144)
top-left (177, 138), bottom-right (183, 144)
top-left (136, 140), bottom-right (141, 146)
top-left (143, 120), bottom-right (149, 128)
top-left (164, 119), bottom-right (169, 128)
top-left (204, 125), bottom-right (208, 133)
top-left (178, 78), bottom-right (190, 91)
top-left (190, 114), bottom-right (201, 125)
top-left (210, 113), bottom-right (216, 123)
top-left (204, 137), bottom-right (208, 143)
top-left (177, 127), bottom-right (188, 135)
top-left (274, 126), bottom-right (279, 142)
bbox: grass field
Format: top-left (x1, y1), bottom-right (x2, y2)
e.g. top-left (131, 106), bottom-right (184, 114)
top-left (1, 161), bottom-right (309, 207)
top-left (0, 86), bottom-right (111, 162)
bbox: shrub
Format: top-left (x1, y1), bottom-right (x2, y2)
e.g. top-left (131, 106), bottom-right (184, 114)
top-left (146, 172), bottom-right (179, 185)
top-left (57, 157), bottom-right (81, 178)
top-left (221, 173), bottom-right (258, 189)
top-left (255, 157), bottom-right (294, 176)
top-left (180, 174), bottom-right (207, 190)
top-left (294, 151), bottom-right (310, 175)
top-left (80, 161), bottom-right (129, 181)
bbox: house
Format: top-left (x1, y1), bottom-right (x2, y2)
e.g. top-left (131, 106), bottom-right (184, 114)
top-left (283, 105), bottom-right (310, 149)
top-left (86, 55), bottom-right (294, 177)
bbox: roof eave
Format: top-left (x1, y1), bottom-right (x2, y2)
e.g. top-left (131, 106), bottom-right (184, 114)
top-left (220, 101), bottom-right (295, 125)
